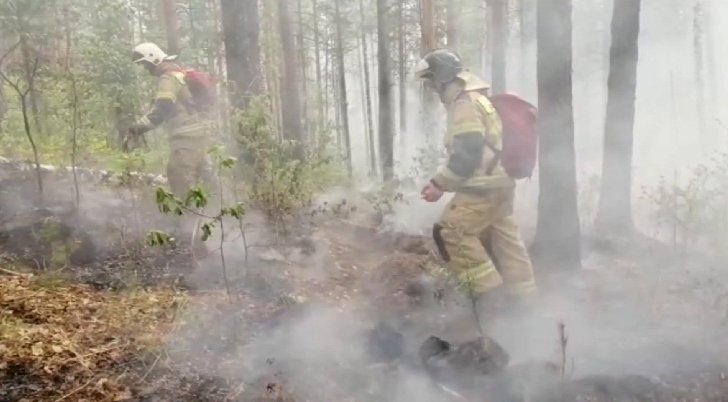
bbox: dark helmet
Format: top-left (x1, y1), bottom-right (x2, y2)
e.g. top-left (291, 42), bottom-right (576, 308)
top-left (414, 48), bottom-right (464, 84)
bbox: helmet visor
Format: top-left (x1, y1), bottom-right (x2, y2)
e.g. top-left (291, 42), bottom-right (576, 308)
top-left (132, 51), bottom-right (146, 63)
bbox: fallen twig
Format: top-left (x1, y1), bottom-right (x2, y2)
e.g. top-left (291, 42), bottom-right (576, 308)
top-left (139, 353), bottom-right (161, 383)
top-left (558, 321), bottom-right (568, 379)
top-left (52, 377), bottom-right (94, 402)
top-left (0, 267), bottom-right (30, 277)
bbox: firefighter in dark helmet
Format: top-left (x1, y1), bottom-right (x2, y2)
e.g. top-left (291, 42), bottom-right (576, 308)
top-left (415, 48), bottom-right (536, 332)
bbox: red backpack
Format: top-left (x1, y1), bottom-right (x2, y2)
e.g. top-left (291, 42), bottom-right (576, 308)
top-left (181, 68), bottom-right (215, 112)
top-left (475, 91), bottom-right (538, 180)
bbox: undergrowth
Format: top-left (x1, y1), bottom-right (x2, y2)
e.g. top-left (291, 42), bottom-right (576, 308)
top-left (235, 95), bottom-right (346, 234)
top-left (642, 149), bottom-right (728, 257)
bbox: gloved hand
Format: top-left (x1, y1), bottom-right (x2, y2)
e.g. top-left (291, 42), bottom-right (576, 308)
top-left (128, 123), bottom-right (152, 137)
top-left (129, 116), bottom-right (153, 137)
top-left (421, 180), bottom-right (444, 203)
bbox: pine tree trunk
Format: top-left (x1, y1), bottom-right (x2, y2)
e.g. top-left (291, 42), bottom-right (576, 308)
top-left (519, 0), bottom-right (536, 95)
top-left (491, 0), bottom-right (508, 94)
top-left (378, 0), bottom-right (394, 182)
top-left (420, 0), bottom-right (438, 146)
top-left (705, 0), bottom-right (716, 125)
top-left (398, 0), bottom-right (407, 152)
top-left (446, 0), bottom-right (458, 49)
top-left (358, 36), bottom-right (372, 171)
top-left (693, 0), bottom-right (706, 140)
top-left (297, 0), bottom-right (310, 141)
top-left (161, 0), bottom-right (180, 55)
top-left (596, 0), bottom-right (641, 234)
top-left (334, 0), bottom-right (352, 176)
top-left (531, 0), bottom-right (582, 270)
top-left (277, 0), bottom-right (305, 158)
top-left (312, 0), bottom-right (324, 130)
top-left (220, 0), bottom-right (261, 109)
top-left (360, 0), bottom-right (377, 177)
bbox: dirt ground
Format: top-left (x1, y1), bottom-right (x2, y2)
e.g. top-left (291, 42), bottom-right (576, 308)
top-left (2, 201), bottom-right (728, 402)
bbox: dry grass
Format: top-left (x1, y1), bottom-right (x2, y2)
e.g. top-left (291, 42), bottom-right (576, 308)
top-left (0, 273), bottom-right (185, 401)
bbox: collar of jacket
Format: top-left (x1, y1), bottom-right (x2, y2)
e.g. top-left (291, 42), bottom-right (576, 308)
top-left (440, 79), bottom-right (465, 106)
top-left (440, 71), bottom-right (492, 106)
top-left (153, 61), bottom-right (183, 77)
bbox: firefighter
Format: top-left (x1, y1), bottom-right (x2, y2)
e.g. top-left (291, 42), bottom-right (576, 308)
top-left (129, 42), bottom-right (212, 199)
top-left (415, 48), bottom-right (536, 331)
top-left (130, 42), bottom-right (212, 253)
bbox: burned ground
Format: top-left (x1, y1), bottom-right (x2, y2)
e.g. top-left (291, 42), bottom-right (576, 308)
top-left (1, 172), bottom-right (728, 401)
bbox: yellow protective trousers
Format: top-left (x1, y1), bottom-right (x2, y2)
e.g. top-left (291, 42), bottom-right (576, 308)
top-left (433, 188), bottom-right (536, 299)
top-left (166, 135), bottom-right (212, 199)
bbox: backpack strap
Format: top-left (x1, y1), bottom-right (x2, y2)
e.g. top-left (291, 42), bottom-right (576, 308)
top-left (460, 90), bottom-right (502, 176)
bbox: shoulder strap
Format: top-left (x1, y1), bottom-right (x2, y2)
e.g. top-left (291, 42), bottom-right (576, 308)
top-left (462, 90), bottom-right (501, 175)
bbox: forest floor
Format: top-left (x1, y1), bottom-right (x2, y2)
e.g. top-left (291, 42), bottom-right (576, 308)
top-left (3, 202), bottom-right (728, 402)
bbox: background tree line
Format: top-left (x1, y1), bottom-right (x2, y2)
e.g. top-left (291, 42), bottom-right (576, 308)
top-left (0, 0), bottom-right (722, 270)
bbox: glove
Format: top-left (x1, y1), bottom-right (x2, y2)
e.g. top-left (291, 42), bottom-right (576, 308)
top-left (129, 116), bottom-right (153, 137)
top-left (129, 124), bottom-right (151, 137)
top-left (421, 180), bottom-right (444, 203)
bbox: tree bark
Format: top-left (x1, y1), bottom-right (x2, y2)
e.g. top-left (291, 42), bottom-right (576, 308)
top-left (278, 0), bottom-right (305, 159)
top-left (334, 0), bottom-right (352, 176)
top-left (531, 0), bottom-right (581, 270)
top-left (220, 0), bottom-right (262, 109)
top-left (420, 0), bottom-right (438, 145)
top-left (161, 0), bottom-right (180, 55)
top-left (360, 0), bottom-right (377, 177)
top-left (491, 0), bottom-right (508, 94)
top-left (693, 0), bottom-right (706, 139)
top-left (378, 0), bottom-right (394, 181)
top-left (398, 0), bottom-right (407, 153)
top-left (297, 0), bottom-right (310, 141)
top-left (312, 0), bottom-right (324, 130)
top-left (519, 0), bottom-right (536, 94)
top-left (705, 0), bottom-right (716, 126)
top-left (446, 0), bottom-right (458, 49)
top-left (596, 0), bottom-right (641, 234)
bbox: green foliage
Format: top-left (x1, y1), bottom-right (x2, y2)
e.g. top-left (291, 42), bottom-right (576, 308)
top-left (235, 94), bottom-right (346, 233)
top-left (147, 145), bottom-right (246, 247)
top-left (0, 0), bottom-right (173, 174)
top-left (364, 145), bottom-right (441, 219)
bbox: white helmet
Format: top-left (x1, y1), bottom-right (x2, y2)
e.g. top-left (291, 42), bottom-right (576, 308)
top-left (132, 42), bottom-right (177, 66)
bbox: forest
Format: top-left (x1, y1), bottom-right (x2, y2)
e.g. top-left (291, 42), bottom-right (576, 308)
top-left (1, 0), bottom-right (728, 401)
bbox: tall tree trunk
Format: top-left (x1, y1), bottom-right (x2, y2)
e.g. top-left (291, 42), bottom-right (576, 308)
top-left (398, 0), bottom-right (407, 156)
top-left (705, 0), bottom-right (717, 126)
top-left (519, 0), bottom-right (536, 94)
top-left (161, 0), bottom-right (180, 55)
top-left (221, 0), bottom-right (261, 109)
top-left (278, 0), bottom-right (305, 159)
top-left (333, 55), bottom-right (342, 151)
top-left (491, 0), bottom-right (508, 94)
top-left (360, 0), bottom-right (377, 177)
top-left (334, 0), bottom-right (352, 176)
top-left (312, 0), bottom-right (324, 131)
top-left (358, 37), bottom-right (372, 170)
top-left (531, 0), bottom-right (581, 270)
top-left (446, 0), bottom-right (458, 49)
top-left (297, 0), bottom-right (310, 141)
top-left (420, 0), bottom-right (438, 146)
top-left (18, 34), bottom-right (42, 137)
top-left (693, 0), bottom-right (706, 140)
top-left (378, 0), bottom-right (394, 182)
top-left (596, 0), bottom-right (641, 234)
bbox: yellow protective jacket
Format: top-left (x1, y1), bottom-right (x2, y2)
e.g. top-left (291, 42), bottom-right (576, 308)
top-left (140, 62), bottom-right (208, 139)
top-left (431, 71), bottom-right (514, 193)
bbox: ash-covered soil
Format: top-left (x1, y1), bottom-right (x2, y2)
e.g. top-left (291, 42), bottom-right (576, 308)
top-left (1, 180), bottom-right (728, 401)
